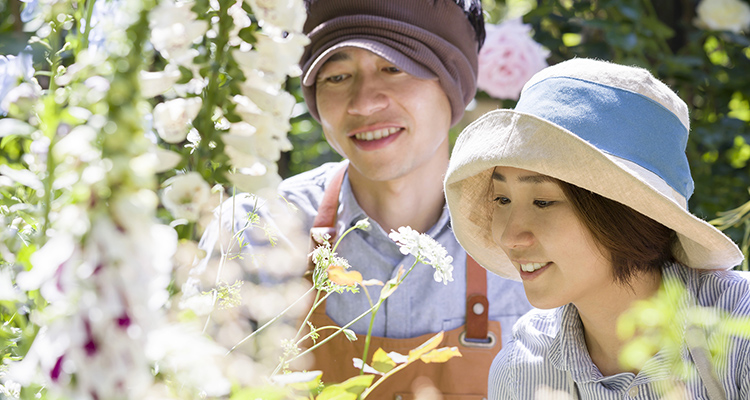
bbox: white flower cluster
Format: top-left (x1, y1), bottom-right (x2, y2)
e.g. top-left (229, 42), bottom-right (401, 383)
top-left (0, 48), bottom-right (41, 116)
top-left (224, 0), bottom-right (309, 195)
top-left (148, 0), bottom-right (309, 222)
top-left (388, 226), bottom-right (454, 285)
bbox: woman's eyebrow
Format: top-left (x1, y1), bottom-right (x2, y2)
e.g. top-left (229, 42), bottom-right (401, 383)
top-left (491, 171), bottom-right (556, 184)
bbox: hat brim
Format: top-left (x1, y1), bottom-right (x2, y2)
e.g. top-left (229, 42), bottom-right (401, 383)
top-left (445, 110), bottom-right (743, 280)
top-left (302, 39), bottom-right (436, 87)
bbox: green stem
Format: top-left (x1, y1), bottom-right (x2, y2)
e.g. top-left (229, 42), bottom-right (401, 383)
top-left (332, 224), bottom-right (361, 253)
top-left (361, 361), bottom-right (412, 399)
top-left (196, 0), bottom-right (231, 181)
top-left (271, 290), bottom-right (332, 376)
top-left (225, 286), bottom-right (316, 355)
top-left (359, 301), bottom-right (382, 375)
top-left (80, 0), bottom-right (96, 52)
top-left (39, 26), bottom-right (63, 244)
top-left (284, 299), bottom-right (381, 369)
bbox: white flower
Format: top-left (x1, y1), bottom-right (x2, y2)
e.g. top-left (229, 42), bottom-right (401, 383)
top-left (477, 19), bottom-right (549, 100)
top-left (389, 227), bottom-right (454, 285)
top-left (0, 48), bottom-right (35, 116)
top-left (139, 67), bottom-right (181, 98)
top-left (149, 0), bottom-right (208, 61)
top-left (148, 145), bottom-right (182, 173)
top-left (233, 32), bottom-right (308, 84)
top-left (0, 269), bottom-right (24, 302)
top-left (245, 0), bottom-right (306, 33)
top-left (52, 124), bottom-right (100, 162)
top-left (162, 172), bottom-right (211, 222)
top-left (225, 159), bottom-right (281, 197)
top-left (228, 0), bottom-right (252, 46)
top-left (223, 94), bottom-right (293, 164)
top-left (354, 218), bottom-right (370, 231)
top-left (152, 97), bottom-right (202, 143)
top-left (1, 82), bottom-right (41, 116)
top-left (696, 0), bottom-right (750, 33)
top-left (145, 324), bottom-right (231, 396)
top-left (239, 84), bottom-right (296, 118)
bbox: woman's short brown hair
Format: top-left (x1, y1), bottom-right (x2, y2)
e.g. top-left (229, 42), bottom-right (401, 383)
top-left (558, 181), bottom-right (675, 286)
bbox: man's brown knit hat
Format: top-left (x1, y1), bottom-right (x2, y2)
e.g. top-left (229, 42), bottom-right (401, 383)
top-left (300, 0), bottom-right (482, 127)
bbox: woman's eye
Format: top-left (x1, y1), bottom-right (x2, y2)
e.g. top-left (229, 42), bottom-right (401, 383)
top-left (493, 196), bottom-right (510, 205)
top-left (534, 200), bottom-right (555, 208)
top-left (383, 66), bottom-right (402, 74)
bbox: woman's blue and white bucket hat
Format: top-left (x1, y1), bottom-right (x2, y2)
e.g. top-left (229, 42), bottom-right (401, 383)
top-left (445, 58), bottom-right (744, 280)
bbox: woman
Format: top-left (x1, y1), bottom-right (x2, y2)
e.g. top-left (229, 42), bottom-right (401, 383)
top-left (444, 58), bottom-right (750, 399)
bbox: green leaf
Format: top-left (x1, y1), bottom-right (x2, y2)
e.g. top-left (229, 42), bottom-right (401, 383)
top-left (177, 65), bottom-right (194, 84)
top-left (370, 348), bottom-right (396, 373)
top-left (316, 375), bottom-right (374, 400)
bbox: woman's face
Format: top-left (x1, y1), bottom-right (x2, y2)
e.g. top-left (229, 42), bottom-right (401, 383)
top-left (490, 166), bottom-right (613, 309)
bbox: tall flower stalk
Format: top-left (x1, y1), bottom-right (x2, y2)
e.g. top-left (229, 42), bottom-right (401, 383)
top-left (1, 0), bottom-right (307, 397)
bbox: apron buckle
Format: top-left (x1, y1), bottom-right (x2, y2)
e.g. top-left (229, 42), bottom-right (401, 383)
top-left (459, 330), bottom-right (497, 349)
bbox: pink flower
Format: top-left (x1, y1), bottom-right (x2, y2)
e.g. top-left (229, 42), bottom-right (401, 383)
top-left (477, 19), bottom-right (550, 100)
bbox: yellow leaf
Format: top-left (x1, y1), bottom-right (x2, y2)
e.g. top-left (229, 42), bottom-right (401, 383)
top-left (419, 346), bottom-right (462, 364)
top-left (371, 348), bottom-right (396, 373)
top-left (327, 265), bottom-right (362, 287)
top-left (379, 266), bottom-right (405, 300)
top-left (407, 331), bottom-right (444, 361)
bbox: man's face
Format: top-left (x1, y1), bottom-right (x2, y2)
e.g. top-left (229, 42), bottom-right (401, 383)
top-left (314, 48), bottom-right (452, 182)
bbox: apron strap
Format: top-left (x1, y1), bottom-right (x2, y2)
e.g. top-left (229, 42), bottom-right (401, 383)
top-left (465, 256), bottom-right (489, 341)
top-left (309, 160), bottom-right (349, 249)
top-left (308, 160), bottom-right (491, 340)
top-left (686, 324), bottom-right (727, 400)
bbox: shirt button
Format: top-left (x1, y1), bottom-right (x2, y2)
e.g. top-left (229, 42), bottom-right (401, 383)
top-left (628, 386), bottom-right (639, 397)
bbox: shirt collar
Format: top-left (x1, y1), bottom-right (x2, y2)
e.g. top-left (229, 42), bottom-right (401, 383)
top-left (338, 169), bottom-right (452, 237)
top-left (548, 263), bottom-right (692, 385)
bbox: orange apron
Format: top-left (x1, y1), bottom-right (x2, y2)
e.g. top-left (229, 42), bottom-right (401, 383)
top-left (305, 163), bottom-right (502, 399)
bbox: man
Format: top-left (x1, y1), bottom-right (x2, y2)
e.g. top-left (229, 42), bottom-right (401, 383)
top-left (203, 0), bottom-right (532, 397)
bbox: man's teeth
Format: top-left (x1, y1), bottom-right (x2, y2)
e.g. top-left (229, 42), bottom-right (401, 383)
top-left (354, 127), bottom-right (400, 141)
top-left (520, 262), bottom-right (546, 272)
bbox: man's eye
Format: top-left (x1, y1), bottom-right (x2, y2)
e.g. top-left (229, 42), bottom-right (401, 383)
top-left (493, 196), bottom-right (510, 205)
top-left (326, 74), bottom-right (347, 83)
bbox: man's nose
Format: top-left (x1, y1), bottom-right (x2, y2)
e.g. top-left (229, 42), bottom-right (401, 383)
top-left (347, 75), bottom-right (389, 116)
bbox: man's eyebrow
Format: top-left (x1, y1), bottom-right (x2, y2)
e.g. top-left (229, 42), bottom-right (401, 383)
top-left (491, 171), bottom-right (557, 184)
top-left (324, 51), bottom-right (350, 64)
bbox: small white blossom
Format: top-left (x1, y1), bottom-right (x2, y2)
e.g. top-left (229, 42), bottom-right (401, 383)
top-left (246, 0), bottom-right (306, 33)
top-left (228, 0), bottom-right (252, 46)
top-left (354, 218), bottom-right (370, 231)
top-left (696, 0), bottom-right (750, 33)
top-left (162, 172), bottom-right (211, 222)
top-left (233, 32), bottom-right (308, 84)
top-left (0, 48), bottom-right (35, 116)
top-left (152, 97), bottom-right (202, 143)
top-left (149, 0), bottom-right (208, 61)
top-left (145, 324), bottom-right (231, 396)
top-left (139, 66), bottom-right (181, 98)
top-left (389, 227), bottom-right (454, 285)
